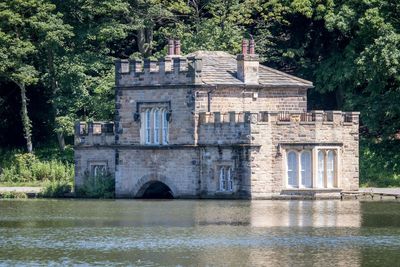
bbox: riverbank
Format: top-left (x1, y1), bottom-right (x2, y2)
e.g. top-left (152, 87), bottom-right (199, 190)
top-left (1, 186), bottom-right (400, 200)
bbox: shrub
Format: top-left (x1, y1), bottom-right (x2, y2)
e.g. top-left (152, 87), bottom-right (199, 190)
top-left (0, 152), bottom-right (74, 184)
top-left (0, 191), bottom-right (28, 199)
top-left (40, 180), bottom-right (72, 198)
top-left (77, 172), bottom-right (115, 198)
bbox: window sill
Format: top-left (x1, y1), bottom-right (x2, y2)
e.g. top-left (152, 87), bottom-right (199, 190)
top-left (283, 188), bottom-right (342, 192)
top-left (216, 190), bottom-right (234, 194)
top-left (299, 121), bottom-right (315, 125)
top-left (276, 121), bottom-right (291, 125)
top-left (343, 122), bottom-right (353, 126)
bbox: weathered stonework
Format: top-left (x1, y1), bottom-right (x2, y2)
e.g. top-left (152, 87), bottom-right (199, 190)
top-left (74, 48), bottom-right (359, 199)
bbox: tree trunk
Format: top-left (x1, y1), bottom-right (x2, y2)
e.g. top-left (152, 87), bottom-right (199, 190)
top-left (137, 28), bottom-right (153, 57)
top-left (56, 132), bottom-right (65, 151)
top-left (47, 49), bottom-right (65, 151)
top-left (19, 82), bottom-right (33, 153)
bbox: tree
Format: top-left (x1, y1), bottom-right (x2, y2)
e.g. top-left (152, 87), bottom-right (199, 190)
top-left (0, 0), bottom-right (71, 152)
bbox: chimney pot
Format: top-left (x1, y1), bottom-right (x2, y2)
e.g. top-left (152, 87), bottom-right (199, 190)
top-left (249, 38), bottom-right (255, 54)
top-left (174, 39), bottom-right (181, 56)
top-left (241, 39), bottom-right (248, 55)
top-left (168, 39), bottom-right (174, 56)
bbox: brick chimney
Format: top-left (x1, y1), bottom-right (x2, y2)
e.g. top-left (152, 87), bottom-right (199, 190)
top-left (237, 38), bottom-right (259, 84)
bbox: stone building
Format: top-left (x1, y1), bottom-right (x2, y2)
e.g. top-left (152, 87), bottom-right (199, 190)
top-left (74, 39), bottom-right (359, 199)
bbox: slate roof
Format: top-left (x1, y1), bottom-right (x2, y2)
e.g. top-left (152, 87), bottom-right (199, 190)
top-left (187, 51), bottom-right (313, 88)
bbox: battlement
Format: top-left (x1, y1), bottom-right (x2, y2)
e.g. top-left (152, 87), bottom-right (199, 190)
top-left (198, 111), bottom-right (256, 124)
top-left (116, 56), bottom-right (202, 87)
top-left (74, 121), bottom-right (115, 146)
top-left (196, 110), bottom-right (359, 145)
top-left (197, 111), bottom-right (359, 125)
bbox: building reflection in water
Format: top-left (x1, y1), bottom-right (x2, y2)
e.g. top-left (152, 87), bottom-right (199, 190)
top-left (250, 200), bottom-right (361, 228)
top-left (193, 200), bottom-right (362, 267)
top-left (247, 200), bottom-right (362, 267)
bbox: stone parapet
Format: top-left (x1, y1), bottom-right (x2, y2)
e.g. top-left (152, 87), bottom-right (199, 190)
top-left (74, 121), bottom-right (115, 146)
top-left (115, 56), bottom-right (202, 87)
top-left (197, 111), bottom-right (253, 145)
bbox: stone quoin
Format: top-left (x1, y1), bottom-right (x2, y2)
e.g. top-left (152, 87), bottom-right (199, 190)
top-left (74, 39), bottom-right (359, 199)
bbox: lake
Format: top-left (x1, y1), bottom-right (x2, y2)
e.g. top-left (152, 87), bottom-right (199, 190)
top-left (0, 199), bottom-right (399, 266)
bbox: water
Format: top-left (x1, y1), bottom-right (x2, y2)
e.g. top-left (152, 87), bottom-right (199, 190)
top-left (0, 199), bottom-right (399, 266)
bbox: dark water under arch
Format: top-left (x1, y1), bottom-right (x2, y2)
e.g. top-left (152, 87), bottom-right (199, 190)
top-left (140, 181), bottom-right (174, 199)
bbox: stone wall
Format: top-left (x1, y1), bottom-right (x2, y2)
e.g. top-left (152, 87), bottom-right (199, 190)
top-left (198, 146), bottom-right (252, 198)
top-left (249, 111), bottom-right (359, 198)
top-left (115, 87), bottom-right (196, 145)
top-left (115, 148), bottom-right (199, 198)
top-left (74, 147), bottom-right (116, 189)
top-left (194, 87), bottom-right (307, 113)
top-left (197, 112), bottom-right (251, 145)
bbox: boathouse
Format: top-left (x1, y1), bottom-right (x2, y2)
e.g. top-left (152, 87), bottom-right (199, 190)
top-left (74, 39), bottom-right (359, 199)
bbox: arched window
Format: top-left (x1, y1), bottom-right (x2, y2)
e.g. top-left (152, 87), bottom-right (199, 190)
top-left (301, 151), bottom-right (312, 188)
top-left (154, 109), bottom-right (160, 144)
top-left (287, 151), bottom-right (298, 187)
top-left (141, 108), bottom-right (169, 145)
top-left (219, 167), bottom-right (225, 191)
top-left (219, 166), bottom-right (233, 192)
top-left (145, 110), bottom-right (151, 144)
top-left (317, 151), bottom-right (325, 188)
top-left (327, 150), bottom-right (335, 188)
top-left (162, 110), bottom-right (169, 144)
top-left (227, 167), bottom-right (233, 191)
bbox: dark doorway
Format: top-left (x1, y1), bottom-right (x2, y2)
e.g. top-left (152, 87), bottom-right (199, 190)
top-left (141, 181), bottom-right (174, 199)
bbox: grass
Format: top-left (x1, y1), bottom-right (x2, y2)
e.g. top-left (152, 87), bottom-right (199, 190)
top-left (0, 191), bottom-right (28, 199)
top-left (0, 181), bottom-right (45, 187)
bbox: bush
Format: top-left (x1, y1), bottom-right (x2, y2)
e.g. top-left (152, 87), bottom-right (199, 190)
top-left (0, 191), bottom-right (28, 199)
top-left (40, 180), bottom-right (72, 198)
top-left (0, 152), bottom-right (74, 184)
top-left (77, 172), bottom-right (115, 198)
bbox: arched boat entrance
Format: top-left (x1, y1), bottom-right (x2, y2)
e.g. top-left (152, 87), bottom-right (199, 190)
top-left (139, 181), bottom-right (174, 199)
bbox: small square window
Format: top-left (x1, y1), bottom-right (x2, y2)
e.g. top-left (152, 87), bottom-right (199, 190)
top-left (217, 165), bottom-right (234, 192)
top-left (88, 161), bottom-right (108, 177)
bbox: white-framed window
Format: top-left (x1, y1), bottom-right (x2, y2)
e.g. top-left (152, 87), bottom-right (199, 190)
top-left (142, 108), bottom-right (169, 145)
top-left (145, 110), bottom-right (151, 144)
top-left (301, 151), bottom-right (312, 188)
top-left (154, 109), bottom-right (160, 144)
top-left (327, 150), bottom-right (335, 188)
top-left (218, 166), bottom-right (233, 192)
top-left (317, 150), bottom-right (325, 188)
top-left (162, 110), bottom-right (169, 145)
top-left (285, 147), bottom-right (338, 189)
top-left (287, 151), bottom-right (298, 187)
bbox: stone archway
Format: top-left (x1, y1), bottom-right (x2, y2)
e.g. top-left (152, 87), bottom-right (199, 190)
top-left (139, 181), bottom-right (174, 199)
top-left (133, 174), bottom-right (178, 198)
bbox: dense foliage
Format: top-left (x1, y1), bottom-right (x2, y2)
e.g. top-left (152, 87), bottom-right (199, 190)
top-left (0, 146), bottom-right (74, 185)
top-left (1, 0), bottom-right (399, 186)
